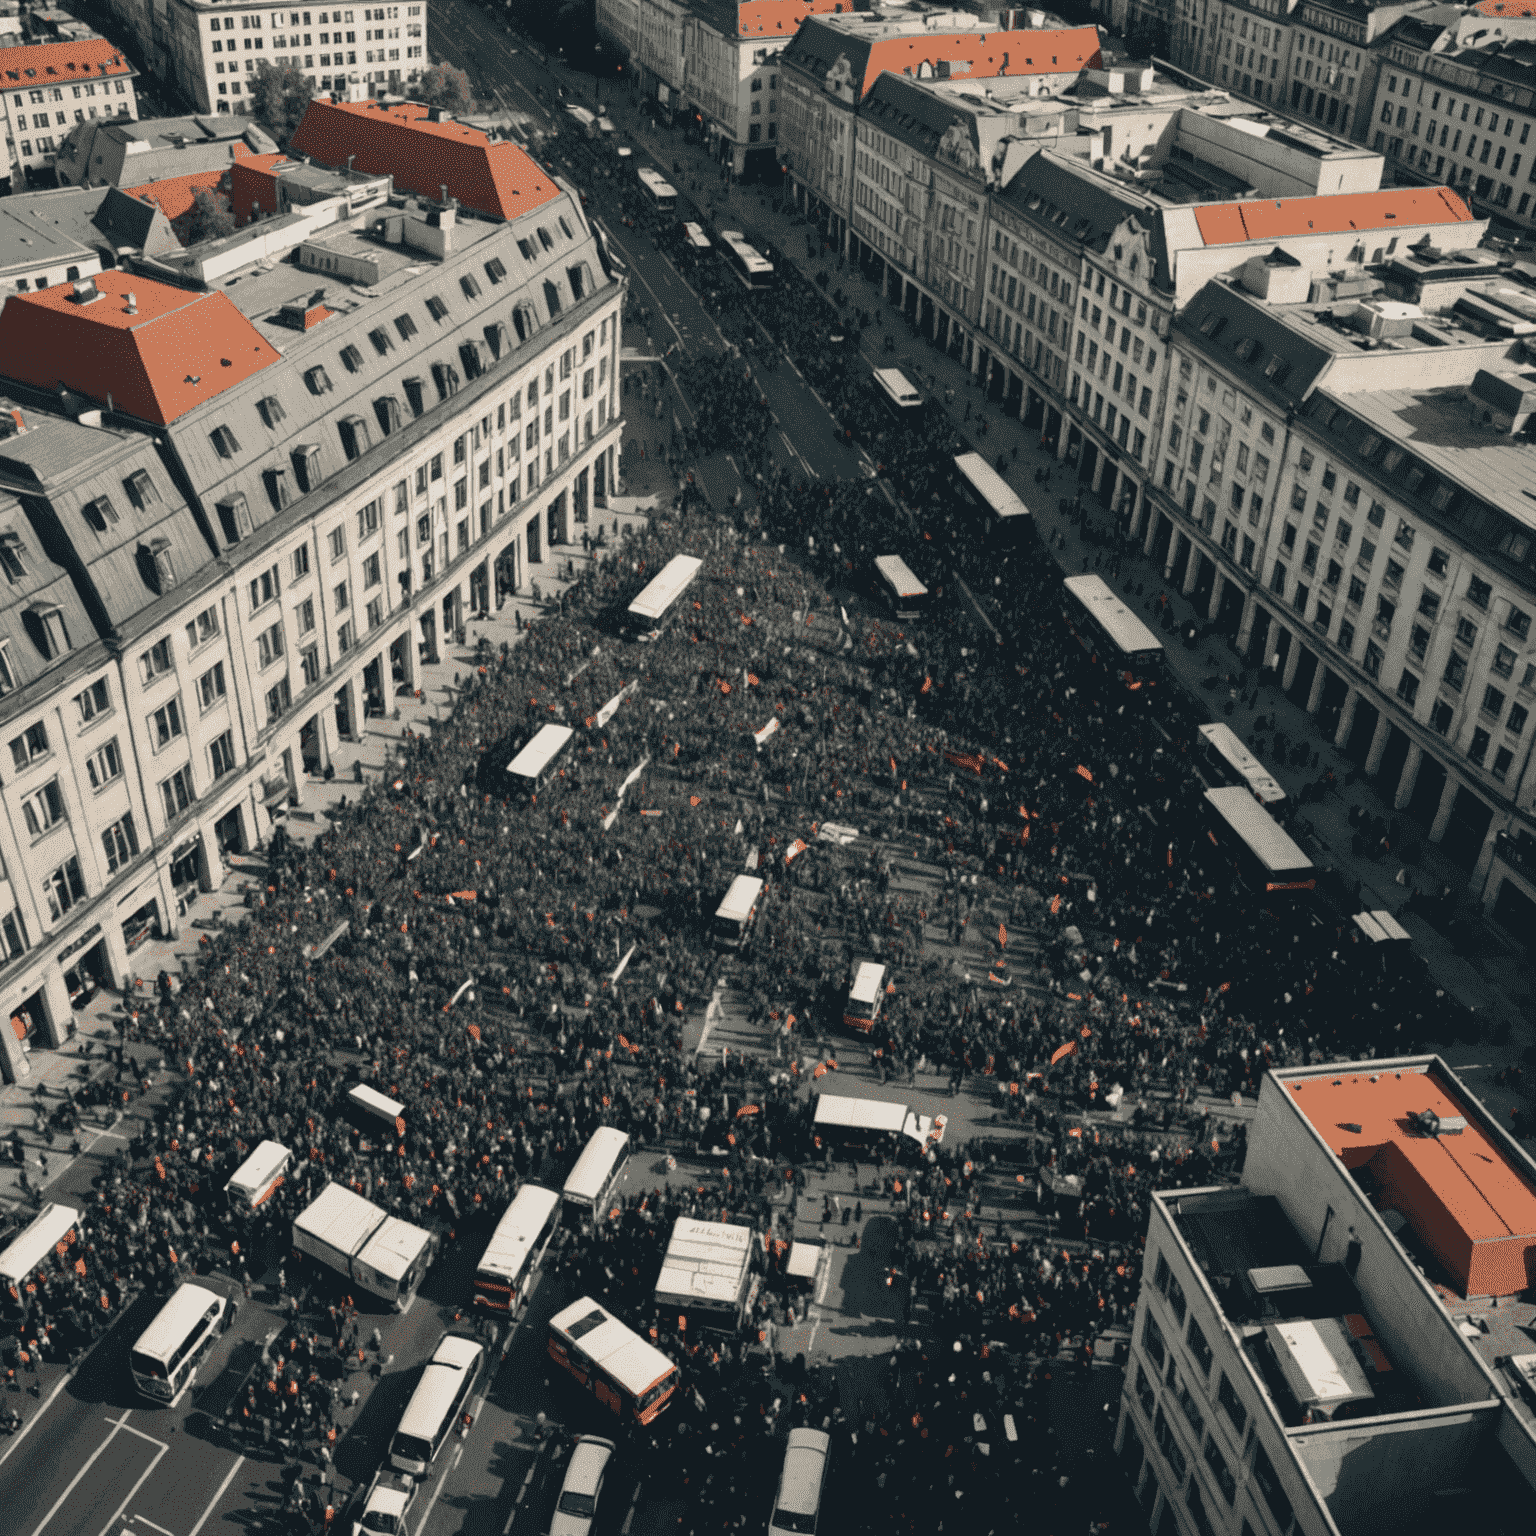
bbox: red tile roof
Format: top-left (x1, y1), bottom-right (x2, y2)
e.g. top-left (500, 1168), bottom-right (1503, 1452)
top-left (735, 0), bottom-right (844, 36)
top-left (121, 147), bottom-right (283, 226)
top-left (228, 153), bottom-right (292, 223)
top-left (1473, 0), bottom-right (1536, 13)
top-left (857, 25), bottom-right (1102, 98)
top-left (1193, 187), bottom-right (1475, 246)
top-left (0, 37), bottom-right (133, 86)
top-left (289, 99), bottom-right (561, 222)
top-left (1287, 1067), bottom-right (1536, 1298)
top-left (0, 270), bottom-right (280, 428)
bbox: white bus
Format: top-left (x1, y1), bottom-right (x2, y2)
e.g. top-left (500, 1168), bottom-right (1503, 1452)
top-left (718, 229), bottom-right (774, 289)
top-left (712, 874), bottom-right (764, 949)
top-left (507, 723), bottom-right (575, 790)
top-left (1196, 723), bottom-right (1286, 814)
top-left (130, 1281), bottom-right (229, 1403)
top-left (224, 1140), bottom-right (292, 1212)
top-left (624, 553), bottom-right (702, 641)
top-left (681, 221), bottom-right (711, 251)
top-left (842, 961), bottom-right (886, 1035)
top-left (953, 451), bottom-right (1033, 549)
top-left (1062, 574), bottom-right (1163, 693)
top-left (637, 167), bottom-right (678, 211)
top-left (548, 1295), bottom-right (681, 1425)
top-left (812, 1093), bottom-right (946, 1154)
top-left (872, 367), bottom-right (923, 416)
top-left (388, 1332), bottom-right (485, 1478)
top-left (872, 554), bottom-right (928, 620)
top-left (0, 1202), bottom-right (80, 1288)
top-left (345, 1083), bottom-right (405, 1139)
top-left (562, 1126), bottom-right (631, 1228)
top-left (1204, 786), bottom-right (1315, 896)
top-left (473, 1184), bottom-right (560, 1314)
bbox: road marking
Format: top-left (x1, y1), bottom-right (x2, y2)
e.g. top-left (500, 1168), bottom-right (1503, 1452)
top-left (621, 1486), bottom-right (643, 1535)
top-left (130, 1518), bottom-right (176, 1536)
top-left (415, 1440), bottom-right (464, 1536)
top-left (185, 1455), bottom-right (245, 1536)
top-left (0, 1369), bottom-right (69, 1469)
top-left (29, 1409), bottom-right (138, 1536)
top-left (117, 1421), bottom-right (172, 1448)
top-left (815, 1258), bottom-right (832, 1307)
top-left (93, 1441), bottom-right (168, 1536)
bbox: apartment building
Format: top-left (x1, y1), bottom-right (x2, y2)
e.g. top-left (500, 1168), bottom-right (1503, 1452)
top-left (681, 0), bottom-right (843, 176)
top-left (0, 113), bottom-right (623, 1083)
top-left (1368, 8), bottom-right (1536, 232)
top-left (0, 36), bottom-right (138, 191)
top-left (1139, 201), bottom-right (1536, 921)
top-left (780, 11), bottom-right (1102, 252)
top-left (1178, 0), bottom-right (1295, 108)
top-left (96, 0), bottom-right (427, 115)
top-left (1120, 1055), bottom-right (1536, 1536)
top-left (596, 0), bottom-right (643, 60)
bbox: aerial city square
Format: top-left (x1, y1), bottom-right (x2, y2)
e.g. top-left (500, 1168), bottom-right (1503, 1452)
top-left (0, 0), bottom-right (1531, 1532)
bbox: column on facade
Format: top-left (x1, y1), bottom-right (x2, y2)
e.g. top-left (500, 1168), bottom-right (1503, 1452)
top-left (1428, 770), bottom-right (1460, 843)
top-left (1181, 545), bottom-right (1202, 599)
top-left (1055, 415), bottom-right (1071, 461)
top-left (1333, 686), bottom-right (1360, 750)
top-left (1206, 570), bottom-right (1226, 624)
top-left (1235, 592), bottom-right (1259, 655)
top-left (1468, 817), bottom-right (1503, 899)
top-left (1363, 712), bottom-right (1394, 777)
top-left (38, 970), bottom-right (72, 1049)
top-left (1305, 659), bottom-right (1328, 716)
top-left (0, 1022), bottom-right (28, 1084)
top-left (1090, 453), bottom-right (1107, 495)
top-left (1280, 635), bottom-right (1302, 693)
top-left (101, 923), bottom-right (133, 994)
top-left (1393, 741), bottom-right (1423, 812)
top-left (1142, 508), bottom-right (1162, 559)
top-left (1163, 531), bottom-right (1188, 584)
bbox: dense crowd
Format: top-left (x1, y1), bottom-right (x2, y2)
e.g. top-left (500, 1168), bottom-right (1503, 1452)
top-left (0, 87), bottom-right (1482, 1532)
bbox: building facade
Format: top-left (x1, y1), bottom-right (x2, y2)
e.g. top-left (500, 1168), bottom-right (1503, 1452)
top-left (97, 0), bottom-right (427, 115)
top-left (0, 36), bottom-right (138, 190)
top-left (0, 114), bottom-right (623, 1082)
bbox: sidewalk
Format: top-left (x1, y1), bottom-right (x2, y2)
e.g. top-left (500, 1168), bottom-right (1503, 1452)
top-left (605, 93), bottom-right (1532, 1047)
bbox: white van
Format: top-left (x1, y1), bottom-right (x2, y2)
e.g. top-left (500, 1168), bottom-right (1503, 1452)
top-left (768, 1428), bottom-right (831, 1535)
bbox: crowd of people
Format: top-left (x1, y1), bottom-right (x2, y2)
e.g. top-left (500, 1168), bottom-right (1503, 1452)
top-left (0, 93), bottom-right (1485, 1530)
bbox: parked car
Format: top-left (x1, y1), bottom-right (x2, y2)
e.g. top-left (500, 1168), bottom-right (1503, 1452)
top-left (549, 1435), bottom-right (616, 1536)
top-left (351, 1468), bottom-right (417, 1536)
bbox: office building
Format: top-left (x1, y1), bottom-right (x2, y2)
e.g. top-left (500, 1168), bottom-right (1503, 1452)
top-left (1119, 1055), bottom-right (1536, 1536)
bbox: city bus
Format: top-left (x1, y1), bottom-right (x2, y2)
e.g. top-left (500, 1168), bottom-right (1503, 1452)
top-left (712, 873), bottom-right (764, 949)
top-left (624, 553), bottom-right (703, 641)
top-left (130, 1281), bottom-right (229, 1404)
top-left (953, 452), bottom-right (1033, 550)
top-left (224, 1140), bottom-right (292, 1213)
top-left (718, 229), bottom-right (774, 290)
top-left (811, 1093), bottom-right (946, 1156)
top-left (681, 221), bottom-right (712, 251)
top-left (1061, 574), bottom-right (1163, 692)
top-left (344, 1082), bottom-right (405, 1140)
top-left (1204, 786), bottom-right (1316, 896)
top-left (388, 1332), bottom-right (485, 1478)
top-left (637, 167), bottom-right (677, 211)
top-left (872, 367), bottom-right (923, 417)
top-left (547, 1295), bottom-right (681, 1425)
top-left (562, 1126), bottom-right (631, 1229)
top-left (506, 723), bottom-right (575, 791)
top-left (472, 1183), bottom-right (560, 1314)
top-left (872, 554), bottom-right (928, 620)
top-left (1196, 722), bottom-right (1287, 816)
top-left (0, 1202), bottom-right (80, 1289)
top-left (842, 961), bottom-right (887, 1035)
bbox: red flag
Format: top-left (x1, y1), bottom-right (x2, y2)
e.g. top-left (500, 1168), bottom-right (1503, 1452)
top-left (1050, 1040), bottom-right (1078, 1065)
top-left (920, 676), bottom-right (932, 694)
top-left (1075, 765), bottom-right (1093, 783)
top-left (466, 1023), bottom-right (481, 1042)
top-left (998, 923), bottom-right (1007, 948)
top-left (395, 1116), bottom-right (406, 1136)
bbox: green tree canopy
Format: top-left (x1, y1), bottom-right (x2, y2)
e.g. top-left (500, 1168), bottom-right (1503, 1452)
top-left (415, 61), bottom-right (474, 115)
top-left (250, 61), bottom-right (316, 144)
top-left (173, 186), bottom-right (238, 247)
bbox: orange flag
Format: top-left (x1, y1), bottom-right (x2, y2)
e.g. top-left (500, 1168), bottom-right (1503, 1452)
top-left (1050, 1040), bottom-right (1077, 1065)
top-left (998, 923), bottom-right (1007, 948)
top-left (395, 1116), bottom-right (406, 1136)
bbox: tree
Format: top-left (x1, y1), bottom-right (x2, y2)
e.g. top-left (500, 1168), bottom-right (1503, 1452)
top-left (249, 60), bottom-right (316, 144)
top-left (415, 61), bottom-right (474, 115)
top-left (173, 187), bottom-right (238, 247)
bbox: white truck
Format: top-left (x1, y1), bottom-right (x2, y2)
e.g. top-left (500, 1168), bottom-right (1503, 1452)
top-left (292, 1183), bottom-right (437, 1311)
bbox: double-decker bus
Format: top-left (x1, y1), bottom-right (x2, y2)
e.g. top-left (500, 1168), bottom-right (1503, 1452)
top-left (1061, 574), bottom-right (1163, 692)
top-left (636, 166), bottom-right (677, 211)
top-left (718, 229), bottom-right (774, 289)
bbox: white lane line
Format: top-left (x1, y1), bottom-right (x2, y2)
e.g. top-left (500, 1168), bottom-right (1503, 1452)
top-left (93, 1442), bottom-right (168, 1536)
top-left (117, 1421), bottom-right (171, 1448)
top-left (815, 1257), bottom-right (832, 1307)
top-left (415, 1440), bottom-right (464, 1536)
top-left (620, 1485), bottom-right (643, 1535)
top-left (131, 1518), bottom-right (176, 1536)
top-left (29, 1408), bottom-right (136, 1536)
top-left (185, 1455), bottom-right (246, 1536)
top-left (0, 1370), bottom-right (69, 1469)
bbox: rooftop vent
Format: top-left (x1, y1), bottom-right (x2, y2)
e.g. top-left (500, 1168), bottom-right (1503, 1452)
top-left (67, 276), bottom-right (101, 305)
top-left (1411, 1109), bottom-right (1467, 1137)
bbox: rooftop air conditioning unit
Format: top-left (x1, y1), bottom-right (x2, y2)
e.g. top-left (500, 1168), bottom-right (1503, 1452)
top-left (1411, 1109), bottom-right (1467, 1137)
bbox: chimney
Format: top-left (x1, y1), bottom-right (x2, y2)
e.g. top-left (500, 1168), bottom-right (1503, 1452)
top-left (67, 276), bottom-right (101, 305)
top-left (346, 153), bottom-right (356, 171)
top-left (126, 290), bottom-right (137, 314)
top-left (440, 183), bottom-right (449, 206)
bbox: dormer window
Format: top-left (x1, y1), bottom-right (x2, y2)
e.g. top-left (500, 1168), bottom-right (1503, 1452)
top-left (374, 396), bottom-right (402, 435)
top-left (402, 376), bottom-right (426, 417)
top-left (338, 415), bottom-right (371, 461)
top-left (516, 238), bottom-right (536, 262)
top-left (484, 320), bottom-right (511, 359)
top-left (292, 442), bottom-right (323, 493)
top-left (459, 339), bottom-right (490, 380)
top-left (30, 603), bottom-right (70, 659)
top-left (395, 313), bottom-right (418, 341)
top-left (511, 303), bottom-right (538, 343)
top-left (265, 466), bottom-right (291, 510)
top-left (305, 365), bottom-right (333, 395)
top-left (216, 492), bottom-right (252, 542)
top-left (258, 395), bottom-right (286, 429)
top-left (339, 343), bottom-right (364, 373)
top-left (369, 326), bottom-right (393, 355)
top-left (0, 531), bottom-right (26, 582)
top-left (124, 468), bottom-right (159, 509)
top-left (543, 279), bottom-right (562, 318)
top-left (210, 423), bottom-right (240, 458)
top-left (425, 294), bottom-right (449, 321)
top-left (83, 495), bottom-right (118, 532)
top-left (431, 361), bottom-right (460, 401)
top-left (146, 537), bottom-right (175, 592)
top-left (567, 263), bottom-right (593, 301)
top-left (459, 274), bottom-right (482, 300)
top-left (537, 227), bottom-right (554, 252)
top-left (484, 257), bottom-right (507, 284)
